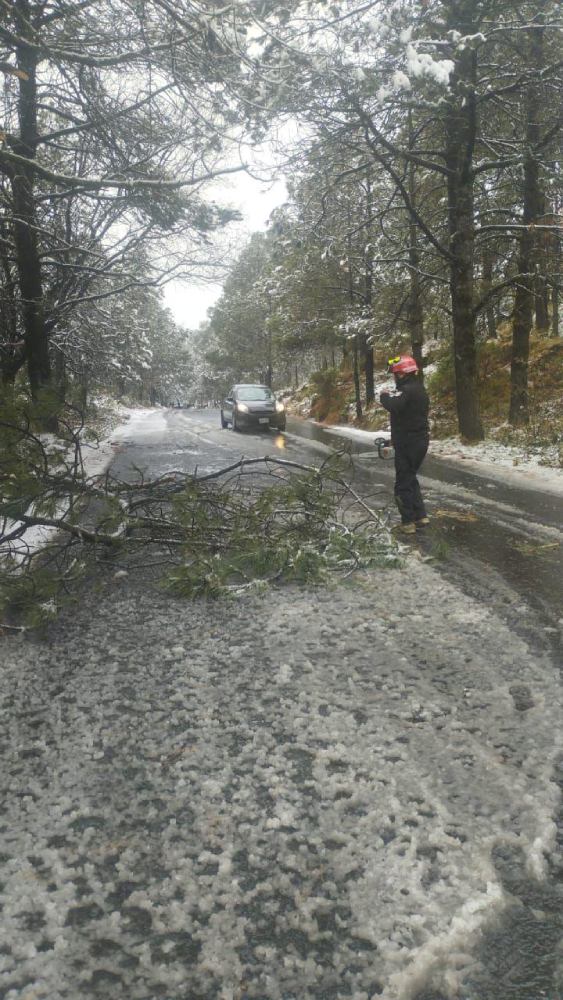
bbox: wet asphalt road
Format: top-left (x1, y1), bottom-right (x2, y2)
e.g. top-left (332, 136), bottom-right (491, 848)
top-left (119, 407), bottom-right (563, 648)
top-left (294, 419), bottom-right (562, 528)
top-left (284, 416), bottom-right (563, 645)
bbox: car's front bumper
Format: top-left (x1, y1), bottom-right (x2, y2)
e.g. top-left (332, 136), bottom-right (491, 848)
top-left (236, 411), bottom-right (285, 430)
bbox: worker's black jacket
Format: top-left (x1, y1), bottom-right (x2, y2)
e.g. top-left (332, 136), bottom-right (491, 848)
top-left (380, 376), bottom-right (429, 446)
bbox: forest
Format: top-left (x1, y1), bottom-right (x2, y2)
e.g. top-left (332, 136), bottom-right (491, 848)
top-left (1, 0), bottom-right (561, 441)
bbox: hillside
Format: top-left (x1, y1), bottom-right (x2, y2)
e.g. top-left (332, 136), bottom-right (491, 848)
top-left (284, 333), bottom-right (563, 470)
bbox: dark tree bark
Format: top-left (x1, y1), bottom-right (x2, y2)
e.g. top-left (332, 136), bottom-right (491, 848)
top-left (78, 371), bottom-right (89, 411)
top-left (552, 196), bottom-right (561, 337)
top-left (363, 173), bottom-right (375, 404)
top-left (509, 234), bottom-right (535, 426)
top-left (54, 347), bottom-right (67, 403)
top-left (445, 45), bottom-right (484, 441)
top-left (352, 335), bottom-right (362, 420)
top-left (481, 250), bottom-right (497, 339)
top-left (407, 223), bottom-right (424, 372)
top-left (534, 191), bottom-right (550, 333)
top-left (11, 2), bottom-right (53, 406)
top-left (535, 272), bottom-right (549, 332)
top-left (407, 120), bottom-right (424, 372)
top-left (0, 225), bottom-right (23, 384)
top-left (364, 340), bottom-right (375, 404)
top-left (509, 16), bottom-right (544, 427)
top-left (346, 231), bottom-right (362, 420)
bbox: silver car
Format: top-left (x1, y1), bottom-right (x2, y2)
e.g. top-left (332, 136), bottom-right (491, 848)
top-left (221, 384), bottom-right (286, 432)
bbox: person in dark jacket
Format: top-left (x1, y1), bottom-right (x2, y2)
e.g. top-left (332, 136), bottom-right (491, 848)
top-left (380, 355), bottom-right (430, 534)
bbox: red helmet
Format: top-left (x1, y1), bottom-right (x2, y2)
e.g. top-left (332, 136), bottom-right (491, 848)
top-left (387, 354), bottom-right (419, 376)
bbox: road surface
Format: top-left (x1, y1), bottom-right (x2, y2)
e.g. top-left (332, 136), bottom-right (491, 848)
top-left (1, 407), bottom-right (561, 1000)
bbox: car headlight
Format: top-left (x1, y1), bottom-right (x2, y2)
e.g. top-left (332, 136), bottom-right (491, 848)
top-left (236, 402), bottom-right (249, 413)
top-left (275, 401), bottom-right (285, 412)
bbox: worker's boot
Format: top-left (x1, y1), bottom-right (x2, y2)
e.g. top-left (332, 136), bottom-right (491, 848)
top-left (397, 522), bottom-right (416, 535)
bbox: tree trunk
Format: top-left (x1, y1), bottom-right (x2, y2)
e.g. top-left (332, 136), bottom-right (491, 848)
top-left (364, 348), bottom-right (374, 403)
top-left (407, 237), bottom-right (424, 372)
top-left (482, 250), bottom-right (497, 339)
top-left (509, 17), bottom-right (543, 427)
top-left (353, 336), bottom-right (362, 420)
top-left (551, 197), bottom-right (561, 337)
top-left (347, 229), bottom-right (362, 418)
top-left (12, 4), bottom-right (53, 407)
top-left (534, 191), bottom-right (550, 333)
top-left (509, 229), bottom-right (534, 425)
top-left (535, 271), bottom-right (549, 333)
top-left (265, 302), bottom-right (273, 386)
top-left (78, 372), bottom-right (89, 412)
top-left (363, 173), bottom-right (375, 404)
top-left (0, 241), bottom-right (25, 384)
top-left (54, 347), bottom-right (67, 403)
top-left (407, 128), bottom-right (424, 372)
top-left (445, 47), bottom-right (484, 441)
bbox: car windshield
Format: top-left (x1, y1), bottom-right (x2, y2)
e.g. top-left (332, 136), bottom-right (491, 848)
top-left (236, 387), bottom-right (274, 401)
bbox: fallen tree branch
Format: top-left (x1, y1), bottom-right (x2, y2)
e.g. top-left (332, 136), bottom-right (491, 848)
top-left (1, 420), bottom-right (398, 618)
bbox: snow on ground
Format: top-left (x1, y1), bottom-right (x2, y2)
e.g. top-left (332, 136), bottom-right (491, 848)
top-left (2, 406), bottom-right (561, 997)
top-left (0, 561), bottom-right (561, 1000)
top-left (107, 407), bottom-right (168, 446)
top-left (312, 423), bottom-right (563, 496)
top-left (428, 436), bottom-right (563, 495)
top-left (2, 408), bottom-right (162, 565)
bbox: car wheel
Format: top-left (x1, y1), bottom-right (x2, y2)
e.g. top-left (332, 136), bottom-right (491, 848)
top-left (220, 411), bottom-right (228, 428)
top-left (232, 410), bottom-right (238, 431)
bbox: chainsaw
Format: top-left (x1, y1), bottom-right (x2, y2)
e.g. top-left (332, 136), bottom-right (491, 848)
top-left (374, 435), bottom-right (394, 460)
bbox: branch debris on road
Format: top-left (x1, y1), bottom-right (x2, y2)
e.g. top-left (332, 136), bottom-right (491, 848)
top-left (1, 407), bottom-right (398, 618)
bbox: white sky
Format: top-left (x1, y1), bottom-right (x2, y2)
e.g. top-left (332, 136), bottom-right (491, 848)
top-left (163, 172), bottom-right (287, 329)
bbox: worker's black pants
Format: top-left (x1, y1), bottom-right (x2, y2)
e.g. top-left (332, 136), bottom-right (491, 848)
top-left (394, 436), bottom-right (429, 524)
